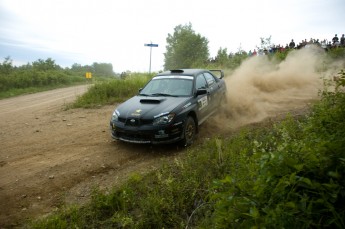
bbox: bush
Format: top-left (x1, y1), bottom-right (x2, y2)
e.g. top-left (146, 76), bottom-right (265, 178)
top-left (327, 47), bottom-right (345, 59)
top-left (0, 69), bottom-right (85, 92)
top-left (207, 70), bottom-right (345, 228)
top-left (71, 73), bottom-right (152, 108)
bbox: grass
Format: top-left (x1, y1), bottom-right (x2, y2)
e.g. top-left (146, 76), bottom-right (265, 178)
top-left (28, 71), bottom-right (345, 228)
top-left (68, 73), bottom-right (153, 108)
top-left (0, 68), bottom-right (113, 100)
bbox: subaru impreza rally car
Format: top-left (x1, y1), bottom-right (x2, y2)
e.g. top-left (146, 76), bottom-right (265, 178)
top-left (110, 69), bottom-right (227, 146)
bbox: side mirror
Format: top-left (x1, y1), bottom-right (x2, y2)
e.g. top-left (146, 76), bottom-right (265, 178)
top-left (196, 88), bottom-right (207, 96)
top-left (138, 88), bottom-right (142, 93)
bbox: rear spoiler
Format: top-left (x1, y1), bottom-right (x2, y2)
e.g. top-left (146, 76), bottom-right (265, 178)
top-left (209, 70), bottom-right (224, 79)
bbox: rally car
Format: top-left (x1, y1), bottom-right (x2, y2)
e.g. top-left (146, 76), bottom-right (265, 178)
top-left (110, 69), bottom-right (227, 146)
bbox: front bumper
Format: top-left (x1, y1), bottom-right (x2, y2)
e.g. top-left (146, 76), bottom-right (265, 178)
top-left (110, 121), bottom-right (184, 144)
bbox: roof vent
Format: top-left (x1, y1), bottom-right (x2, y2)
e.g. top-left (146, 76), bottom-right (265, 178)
top-left (170, 69), bottom-right (184, 73)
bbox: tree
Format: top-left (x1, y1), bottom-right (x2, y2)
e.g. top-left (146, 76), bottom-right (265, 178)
top-left (32, 58), bottom-right (60, 71)
top-left (257, 35), bottom-right (272, 51)
top-left (92, 62), bottom-right (114, 76)
top-left (0, 56), bottom-right (13, 74)
top-left (70, 63), bottom-right (93, 75)
top-left (164, 23), bottom-right (209, 70)
top-left (214, 47), bottom-right (229, 66)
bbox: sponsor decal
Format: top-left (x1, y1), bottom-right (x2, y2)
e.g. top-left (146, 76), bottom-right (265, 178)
top-left (198, 96), bottom-right (208, 110)
top-left (183, 102), bottom-right (192, 109)
top-left (131, 109), bottom-right (142, 116)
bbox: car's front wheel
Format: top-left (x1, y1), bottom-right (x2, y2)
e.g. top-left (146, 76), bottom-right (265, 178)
top-left (181, 116), bottom-right (196, 147)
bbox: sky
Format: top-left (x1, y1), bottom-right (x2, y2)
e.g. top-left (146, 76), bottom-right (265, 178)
top-left (0, 0), bottom-right (344, 73)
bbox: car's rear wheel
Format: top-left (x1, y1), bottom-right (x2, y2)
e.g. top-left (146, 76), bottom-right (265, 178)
top-left (181, 116), bottom-right (196, 147)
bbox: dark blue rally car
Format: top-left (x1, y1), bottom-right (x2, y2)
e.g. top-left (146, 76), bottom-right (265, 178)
top-left (110, 69), bottom-right (227, 146)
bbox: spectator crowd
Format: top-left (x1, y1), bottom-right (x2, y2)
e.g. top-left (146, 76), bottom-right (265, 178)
top-left (249, 33), bottom-right (345, 56)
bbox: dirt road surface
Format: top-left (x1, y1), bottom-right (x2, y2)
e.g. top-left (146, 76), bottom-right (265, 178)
top-left (0, 85), bottom-right (186, 228)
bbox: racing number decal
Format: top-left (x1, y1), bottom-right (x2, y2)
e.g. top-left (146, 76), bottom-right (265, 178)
top-left (198, 96), bottom-right (208, 110)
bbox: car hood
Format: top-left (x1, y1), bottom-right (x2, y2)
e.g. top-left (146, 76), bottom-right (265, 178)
top-left (116, 95), bottom-right (190, 119)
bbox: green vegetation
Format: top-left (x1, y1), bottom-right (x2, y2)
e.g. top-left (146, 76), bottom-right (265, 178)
top-left (208, 71), bottom-right (345, 228)
top-left (164, 23), bottom-right (210, 70)
top-left (207, 47), bottom-right (248, 69)
top-left (0, 57), bottom-right (116, 99)
top-left (29, 70), bottom-right (345, 228)
top-left (70, 73), bottom-right (153, 108)
top-left (327, 47), bottom-right (345, 60)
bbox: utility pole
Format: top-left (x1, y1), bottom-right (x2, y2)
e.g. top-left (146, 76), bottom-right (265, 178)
top-left (144, 42), bottom-right (158, 74)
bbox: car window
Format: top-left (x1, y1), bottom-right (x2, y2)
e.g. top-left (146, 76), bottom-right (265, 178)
top-left (203, 73), bottom-right (216, 86)
top-left (168, 79), bottom-right (193, 96)
top-left (141, 79), bottom-right (167, 94)
top-left (196, 74), bottom-right (208, 90)
top-left (140, 78), bottom-right (192, 96)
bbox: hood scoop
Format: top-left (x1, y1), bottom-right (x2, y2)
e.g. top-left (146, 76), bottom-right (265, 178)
top-left (140, 98), bottom-right (165, 104)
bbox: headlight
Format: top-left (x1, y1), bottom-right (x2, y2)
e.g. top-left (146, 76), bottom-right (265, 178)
top-left (111, 110), bottom-right (120, 122)
top-left (153, 113), bottom-right (175, 125)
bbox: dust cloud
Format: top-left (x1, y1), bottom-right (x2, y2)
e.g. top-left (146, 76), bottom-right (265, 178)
top-left (218, 45), bottom-right (340, 129)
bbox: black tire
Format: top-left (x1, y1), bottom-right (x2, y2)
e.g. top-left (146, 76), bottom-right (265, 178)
top-left (181, 116), bottom-right (196, 147)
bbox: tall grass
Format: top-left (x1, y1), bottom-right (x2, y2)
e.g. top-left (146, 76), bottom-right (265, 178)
top-left (0, 70), bottom-right (86, 99)
top-left (70, 73), bottom-right (153, 108)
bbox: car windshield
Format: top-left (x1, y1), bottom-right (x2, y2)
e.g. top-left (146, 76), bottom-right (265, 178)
top-left (139, 76), bottom-right (193, 97)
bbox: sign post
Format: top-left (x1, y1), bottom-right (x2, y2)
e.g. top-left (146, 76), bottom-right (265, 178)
top-left (144, 42), bottom-right (158, 74)
top-left (85, 72), bottom-right (92, 79)
top-left (85, 72), bottom-right (92, 83)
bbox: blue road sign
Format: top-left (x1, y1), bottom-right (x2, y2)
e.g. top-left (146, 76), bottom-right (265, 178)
top-left (144, 42), bottom-right (158, 73)
top-left (144, 43), bottom-right (158, 47)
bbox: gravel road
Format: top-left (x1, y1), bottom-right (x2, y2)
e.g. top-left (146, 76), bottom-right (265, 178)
top-left (0, 85), bottom-right (182, 228)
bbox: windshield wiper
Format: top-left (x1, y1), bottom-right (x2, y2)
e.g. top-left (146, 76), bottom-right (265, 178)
top-left (139, 93), bottom-right (149, 96)
top-left (151, 93), bottom-right (177, 97)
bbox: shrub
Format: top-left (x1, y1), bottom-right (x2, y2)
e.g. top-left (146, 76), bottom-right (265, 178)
top-left (71, 73), bottom-right (152, 108)
top-left (207, 70), bottom-right (345, 228)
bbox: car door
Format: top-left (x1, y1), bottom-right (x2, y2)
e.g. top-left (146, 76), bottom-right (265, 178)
top-left (203, 72), bottom-right (219, 110)
top-left (195, 73), bottom-right (210, 123)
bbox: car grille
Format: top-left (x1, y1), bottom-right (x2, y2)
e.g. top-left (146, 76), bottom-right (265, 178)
top-left (117, 131), bottom-right (152, 143)
top-left (125, 118), bottom-right (139, 126)
top-left (118, 117), bottom-right (152, 126)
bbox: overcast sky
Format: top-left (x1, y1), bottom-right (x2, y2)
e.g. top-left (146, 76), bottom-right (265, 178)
top-left (0, 0), bottom-right (344, 73)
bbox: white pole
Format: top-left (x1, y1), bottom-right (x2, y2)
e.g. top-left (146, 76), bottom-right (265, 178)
top-left (149, 43), bottom-right (152, 74)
